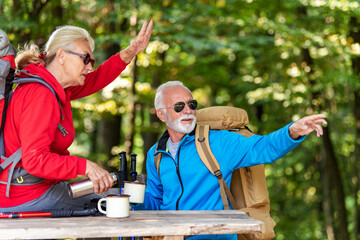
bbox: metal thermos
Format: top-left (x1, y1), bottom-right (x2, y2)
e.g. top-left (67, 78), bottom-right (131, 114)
top-left (68, 173), bottom-right (118, 198)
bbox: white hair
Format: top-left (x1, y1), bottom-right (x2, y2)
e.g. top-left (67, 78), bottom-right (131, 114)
top-left (154, 81), bottom-right (193, 110)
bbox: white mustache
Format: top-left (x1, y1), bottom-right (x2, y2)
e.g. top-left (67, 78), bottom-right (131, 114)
top-left (178, 114), bottom-right (196, 121)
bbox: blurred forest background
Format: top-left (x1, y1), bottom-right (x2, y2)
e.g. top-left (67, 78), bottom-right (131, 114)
top-left (1, 0), bottom-right (360, 239)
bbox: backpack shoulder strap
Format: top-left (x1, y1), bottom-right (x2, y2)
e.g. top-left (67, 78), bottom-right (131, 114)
top-left (12, 77), bottom-right (68, 136)
top-left (154, 144), bottom-right (162, 177)
top-left (195, 124), bottom-right (239, 210)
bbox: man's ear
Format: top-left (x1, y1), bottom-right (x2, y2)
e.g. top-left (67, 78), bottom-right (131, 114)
top-left (157, 109), bottom-right (166, 123)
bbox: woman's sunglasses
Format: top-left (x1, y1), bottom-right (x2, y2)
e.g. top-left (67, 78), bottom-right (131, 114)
top-left (171, 99), bottom-right (198, 113)
top-left (66, 50), bottom-right (95, 67)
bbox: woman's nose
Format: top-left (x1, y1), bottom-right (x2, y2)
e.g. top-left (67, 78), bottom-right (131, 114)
top-left (85, 62), bottom-right (93, 71)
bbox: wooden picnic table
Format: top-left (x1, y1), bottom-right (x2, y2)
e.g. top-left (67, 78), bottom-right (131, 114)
top-left (0, 210), bottom-right (263, 240)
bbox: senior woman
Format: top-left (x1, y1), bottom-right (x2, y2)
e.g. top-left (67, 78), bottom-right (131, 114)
top-left (0, 20), bottom-right (153, 211)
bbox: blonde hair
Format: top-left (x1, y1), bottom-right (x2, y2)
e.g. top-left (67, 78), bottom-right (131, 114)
top-left (16, 44), bottom-right (42, 69)
top-left (16, 25), bottom-right (94, 69)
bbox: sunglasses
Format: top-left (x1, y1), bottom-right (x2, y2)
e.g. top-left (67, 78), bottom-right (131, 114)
top-left (66, 50), bottom-right (95, 67)
top-left (166, 99), bottom-right (198, 113)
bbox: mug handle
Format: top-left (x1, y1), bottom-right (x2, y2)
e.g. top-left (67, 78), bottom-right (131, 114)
top-left (97, 198), bottom-right (107, 214)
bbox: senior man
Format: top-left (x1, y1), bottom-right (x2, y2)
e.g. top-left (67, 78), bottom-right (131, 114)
top-left (134, 81), bottom-right (326, 240)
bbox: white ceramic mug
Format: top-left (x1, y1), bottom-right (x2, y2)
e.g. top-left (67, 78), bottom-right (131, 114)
top-left (97, 194), bottom-right (129, 218)
top-left (123, 181), bottom-right (146, 204)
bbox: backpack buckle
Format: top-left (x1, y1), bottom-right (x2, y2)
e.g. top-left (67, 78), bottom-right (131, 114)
top-left (16, 176), bottom-right (24, 184)
top-left (214, 170), bottom-right (222, 179)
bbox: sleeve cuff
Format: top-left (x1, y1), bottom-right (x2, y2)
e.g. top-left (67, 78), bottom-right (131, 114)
top-left (286, 122), bottom-right (307, 142)
top-left (118, 53), bottom-right (131, 68)
top-left (77, 158), bottom-right (87, 175)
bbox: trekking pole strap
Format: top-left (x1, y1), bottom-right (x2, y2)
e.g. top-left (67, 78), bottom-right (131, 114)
top-left (195, 125), bottom-right (239, 210)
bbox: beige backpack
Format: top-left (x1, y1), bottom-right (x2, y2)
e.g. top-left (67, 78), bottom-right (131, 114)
top-left (196, 106), bottom-right (275, 240)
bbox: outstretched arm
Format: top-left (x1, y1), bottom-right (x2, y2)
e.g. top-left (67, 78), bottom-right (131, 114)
top-left (289, 114), bottom-right (327, 139)
top-left (120, 20), bottom-right (154, 63)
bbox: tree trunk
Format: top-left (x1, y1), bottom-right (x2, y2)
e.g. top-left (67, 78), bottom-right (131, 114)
top-left (322, 125), bottom-right (349, 240)
top-left (353, 91), bottom-right (360, 240)
top-left (97, 0), bottom-right (122, 163)
top-left (301, 45), bottom-right (349, 239)
top-left (350, 16), bottom-right (360, 239)
top-left (140, 51), bottom-right (165, 173)
top-left (98, 115), bottom-right (122, 161)
top-left (319, 152), bottom-right (335, 240)
top-left (125, 55), bottom-right (137, 155)
top-left (141, 105), bottom-right (161, 174)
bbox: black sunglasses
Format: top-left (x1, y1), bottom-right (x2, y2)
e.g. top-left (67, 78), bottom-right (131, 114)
top-left (66, 50), bottom-right (95, 67)
top-left (171, 99), bottom-right (198, 113)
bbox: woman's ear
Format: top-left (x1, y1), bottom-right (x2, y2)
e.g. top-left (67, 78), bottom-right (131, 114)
top-left (56, 48), bottom-right (66, 65)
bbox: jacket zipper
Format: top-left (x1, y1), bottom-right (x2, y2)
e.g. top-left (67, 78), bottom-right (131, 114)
top-left (175, 147), bottom-right (184, 210)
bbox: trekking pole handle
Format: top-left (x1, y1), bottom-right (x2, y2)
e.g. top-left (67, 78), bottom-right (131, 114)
top-left (130, 153), bottom-right (137, 182)
top-left (118, 151), bottom-right (128, 188)
top-left (48, 208), bottom-right (98, 217)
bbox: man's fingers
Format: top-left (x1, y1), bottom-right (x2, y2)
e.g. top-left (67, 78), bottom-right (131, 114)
top-left (314, 119), bottom-right (327, 126)
top-left (305, 114), bottom-right (326, 121)
top-left (315, 124), bottom-right (323, 137)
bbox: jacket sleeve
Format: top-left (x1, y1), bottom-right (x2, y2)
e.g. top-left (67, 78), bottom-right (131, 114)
top-left (68, 54), bottom-right (128, 100)
top-left (16, 85), bottom-right (86, 179)
top-left (132, 146), bottom-right (163, 210)
top-left (219, 123), bottom-right (306, 171)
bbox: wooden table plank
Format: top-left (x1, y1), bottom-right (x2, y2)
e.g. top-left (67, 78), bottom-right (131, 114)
top-left (0, 210), bottom-right (263, 239)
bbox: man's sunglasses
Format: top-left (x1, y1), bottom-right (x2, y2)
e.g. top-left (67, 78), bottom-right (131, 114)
top-left (166, 99), bottom-right (198, 113)
top-left (66, 50), bottom-right (95, 67)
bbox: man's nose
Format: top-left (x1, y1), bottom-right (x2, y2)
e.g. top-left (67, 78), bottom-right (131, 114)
top-left (182, 104), bottom-right (192, 114)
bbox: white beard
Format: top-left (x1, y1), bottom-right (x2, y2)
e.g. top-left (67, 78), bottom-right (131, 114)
top-left (165, 112), bottom-right (196, 134)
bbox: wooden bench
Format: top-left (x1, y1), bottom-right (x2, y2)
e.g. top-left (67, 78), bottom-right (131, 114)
top-left (0, 210), bottom-right (263, 239)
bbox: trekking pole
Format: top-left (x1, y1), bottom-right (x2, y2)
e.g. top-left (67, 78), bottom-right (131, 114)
top-left (129, 153), bottom-right (138, 240)
top-left (0, 208), bottom-right (98, 219)
top-left (118, 151), bottom-right (128, 193)
top-left (130, 153), bottom-right (137, 182)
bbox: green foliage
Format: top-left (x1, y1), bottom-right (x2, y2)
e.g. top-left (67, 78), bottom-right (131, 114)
top-left (1, 0), bottom-right (360, 238)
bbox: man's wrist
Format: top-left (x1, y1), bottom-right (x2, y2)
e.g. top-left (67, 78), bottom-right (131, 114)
top-left (289, 124), bottom-right (301, 140)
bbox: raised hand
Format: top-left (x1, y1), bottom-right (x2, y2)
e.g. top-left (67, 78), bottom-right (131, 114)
top-left (120, 20), bottom-right (153, 63)
top-left (289, 114), bottom-right (327, 139)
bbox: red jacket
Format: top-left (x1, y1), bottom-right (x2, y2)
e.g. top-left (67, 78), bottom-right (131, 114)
top-left (0, 54), bottom-right (128, 206)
